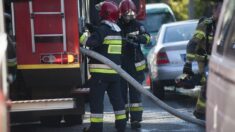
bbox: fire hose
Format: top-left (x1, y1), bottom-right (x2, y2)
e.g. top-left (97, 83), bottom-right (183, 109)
top-left (80, 47), bottom-right (205, 127)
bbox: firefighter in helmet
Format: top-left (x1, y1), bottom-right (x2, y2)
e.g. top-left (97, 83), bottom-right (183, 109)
top-left (80, 1), bottom-right (126, 132)
top-left (117, 0), bottom-right (150, 129)
top-left (181, 2), bottom-right (222, 120)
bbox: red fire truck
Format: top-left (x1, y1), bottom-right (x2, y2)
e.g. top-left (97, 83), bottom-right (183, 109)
top-left (8, 0), bottom-right (146, 125)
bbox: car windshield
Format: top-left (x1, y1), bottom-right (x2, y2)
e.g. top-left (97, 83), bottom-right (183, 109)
top-left (141, 12), bottom-right (174, 33)
top-left (163, 22), bottom-right (197, 43)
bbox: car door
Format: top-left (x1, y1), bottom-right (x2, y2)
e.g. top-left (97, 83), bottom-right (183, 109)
top-left (207, 0), bottom-right (235, 131)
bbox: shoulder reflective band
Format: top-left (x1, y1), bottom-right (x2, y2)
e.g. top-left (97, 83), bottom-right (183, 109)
top-left (89, 68), bottom-right (117, 74)
top-left (144, 34), bottom-right (151, 44)
top-left (194, 30), bottom-right (206, 40)
top-left (103, 36), bottom-right (122, 45)
top-left (115, 114), bottom-right (126, 120)
top-left (135, 60), bottom-right (146, 71)
top-left (108, 45), bottom-right (122, 54)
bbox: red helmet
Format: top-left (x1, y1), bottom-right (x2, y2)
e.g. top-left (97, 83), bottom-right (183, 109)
top-left (97, 1), bottom-right (119, 23)
top-left (119, 0), bottom-right (137, 20)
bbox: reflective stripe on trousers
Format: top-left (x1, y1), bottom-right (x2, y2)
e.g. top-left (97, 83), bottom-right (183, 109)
top-left (89, 64), bottom-right (118, 74)
top-left (125, 103), bottom-right (143, 112)
top-left (114, 110), bottom-right (126, 120)
top-left (90, 113), bottom-right (103, 123)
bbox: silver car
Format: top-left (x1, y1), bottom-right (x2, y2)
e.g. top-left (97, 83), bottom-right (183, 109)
top-left (147, 20), bottom-right (198, 99)
top-left (207, 0), bottom-right (235, 131)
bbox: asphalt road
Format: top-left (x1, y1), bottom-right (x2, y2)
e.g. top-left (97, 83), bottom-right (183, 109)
top-left (11, 87), bottom-right (205, 132)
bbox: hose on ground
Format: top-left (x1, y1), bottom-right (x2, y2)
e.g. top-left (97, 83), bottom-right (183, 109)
top-left (80, 47), bottom-right (205, 127)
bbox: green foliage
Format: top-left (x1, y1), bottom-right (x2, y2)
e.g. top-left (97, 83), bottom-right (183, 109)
top-left (149, 0), bottom-right (217, 20)
top-left (194, 0), bottom-right (215, 18)
top-left (167, 0), bottom-right (189, 20)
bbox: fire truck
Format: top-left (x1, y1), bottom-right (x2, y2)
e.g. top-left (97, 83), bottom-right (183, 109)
top-left (6, 0), bottom-right (146, 125)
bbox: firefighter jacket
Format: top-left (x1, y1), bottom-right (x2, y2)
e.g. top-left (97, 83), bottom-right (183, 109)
top-left (81, 20), bottom-right (123, 75)
top-left (117, 19), bottom-right (150, 73)
top-left (186, 17), bottom-right (216, 63)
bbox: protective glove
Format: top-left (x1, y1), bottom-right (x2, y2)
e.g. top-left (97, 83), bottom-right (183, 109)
top-left (183, 62), bottom-right (194, 75)
top-left (80, 31), bottom-right (89, 45)
top-left (85, 23), bottom-right (97, 33)
top-left (127, 34), bottom-right (138, 42)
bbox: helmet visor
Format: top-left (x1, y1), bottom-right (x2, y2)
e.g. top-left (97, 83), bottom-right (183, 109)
top-left (122, 10), bottom-right (136, 22)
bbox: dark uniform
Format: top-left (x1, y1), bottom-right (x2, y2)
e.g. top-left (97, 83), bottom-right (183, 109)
top-left (118, 19), bottom-right (150, 124)
top-left (81, 20), bottom-right (126, 132)
top-left (183, 17), bottom-right (216, 119)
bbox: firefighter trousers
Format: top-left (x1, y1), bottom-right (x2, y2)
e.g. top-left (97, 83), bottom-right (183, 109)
top-left (88, 74), bottom-right (126, 132)
top-left (120, 72), bottom-right (144, 122)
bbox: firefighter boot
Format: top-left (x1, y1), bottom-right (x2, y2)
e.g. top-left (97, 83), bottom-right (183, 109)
top-left (131, 121), bottom-right (141, 129)
top-left (193, 95), bottom-right (205, 120)
top-left (83, 127), bottom-right (90, 132)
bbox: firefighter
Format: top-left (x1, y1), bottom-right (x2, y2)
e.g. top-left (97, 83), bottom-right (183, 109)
top-left (182, 2), bottom-right (222, 120)
top-left (117, 0), bottom-right (150, 129)
top-left (80, 1), bottom-right (126, 132)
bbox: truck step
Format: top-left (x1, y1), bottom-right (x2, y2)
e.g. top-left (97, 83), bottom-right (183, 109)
top-left (10, 98), bottom-right (75, 112)
top-left (71, 88), bottom-right (90, 94)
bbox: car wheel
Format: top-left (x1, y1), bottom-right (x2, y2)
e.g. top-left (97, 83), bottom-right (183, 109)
top-left (64, 114), bottom-right (83, 126)
top-left (40, 115), bottom-right (62, 126)
top-left (150, 79), bottom-right (165, 100)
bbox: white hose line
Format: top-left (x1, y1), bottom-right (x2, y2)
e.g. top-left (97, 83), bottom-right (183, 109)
top-left (80, 47), bottom-right (205, 127)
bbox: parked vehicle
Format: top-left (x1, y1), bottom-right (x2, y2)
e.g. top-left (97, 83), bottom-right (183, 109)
top-left (207, 0), bottom-right (235, 131)
top-left (140, 3), bottom-right (176, 57)
top-left (147, 20), bottom-right (198, 99)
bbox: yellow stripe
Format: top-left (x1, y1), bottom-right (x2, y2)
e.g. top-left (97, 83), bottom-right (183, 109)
top-left (115, 114), bottom-right (126, 120)
top-left (108, 45), bottom-right (122, 54)
top-left (196, 97), bottom-right (205, 108)
top-left (144, 34), bottom-right (150, 44)
top-left (130, 107), bottom-right (143, 112)
top-left (90, 117), bottom-right (103, 123)
top-left (186, 54), bottom-right (195, 60)
top-left (194, 30), bottom-right (206, 40)
top-left (89, 68), bottom-right (117, 74)
top-left (17, 64), bottom-right (80, 69)
top-left (103, 40), bottom-right (122, 45)
top-left (136, 64), bottom-right (146, 71)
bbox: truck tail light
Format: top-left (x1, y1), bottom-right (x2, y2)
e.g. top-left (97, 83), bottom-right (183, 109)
top-left (41, 53), bottom-right (77, 64)
top-left (157, 51), bottom-right (169, 65)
